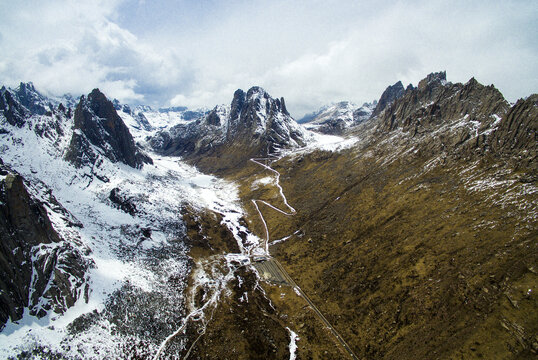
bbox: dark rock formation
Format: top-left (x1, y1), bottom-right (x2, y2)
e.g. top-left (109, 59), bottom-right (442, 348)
top-left (0, 161), bottom-right (92, 329)
top-left (0, 86), bottom-right (28, 127)
top-left (372, 80), bottom-right (405, 117)
top-left (489, 94), bottom-right (538, 170)
top-left (65, 89), bottom-right (152, 168)
top-left (491, 94), bottom-right (537, 154)
top-left (13, 82), bottom-right (52, 116)
top-left (109, 187), bottom-right (137, 216)
top-left (226, 86), bottom-right (299, 150)
top-left (0, 83), bottom-right (57, 129)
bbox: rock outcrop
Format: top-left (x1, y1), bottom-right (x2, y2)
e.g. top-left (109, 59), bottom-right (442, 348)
top-left (490, 94), bottom-right (537, 162)
top-left (0, 86), bottom-right (28, 128)
top-left (65, 89), bottom-right (152, 168)
top-left (0, 160), bottom-right (92, 329)
top-left (371, 80), bottom-right (405, 117)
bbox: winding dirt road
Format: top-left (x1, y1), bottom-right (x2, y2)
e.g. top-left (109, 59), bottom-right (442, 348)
top-left (250, 155), bottom-right (359, 360)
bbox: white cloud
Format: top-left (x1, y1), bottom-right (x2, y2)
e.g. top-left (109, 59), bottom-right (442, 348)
top-left (0, 0), bottom-right (194, 104)
top-left (0, 0), bottom-right (536, 116)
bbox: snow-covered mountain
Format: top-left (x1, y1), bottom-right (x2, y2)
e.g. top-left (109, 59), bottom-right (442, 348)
top-left (0, 72), bottom-right (536, 359)
top-left (112, 101), bottom-right (209, 133)
top-left (150, 86), bottom-right (307, 172)
top-left (0, 83), bottom-right (263, 358)
top-left (300, 101), bottom-right (376, 134)
top-left (64, 88), bottom-right (153, 169)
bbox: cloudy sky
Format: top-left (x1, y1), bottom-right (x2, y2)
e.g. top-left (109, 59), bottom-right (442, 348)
top-left (1, 0), bottom-right (536, 117)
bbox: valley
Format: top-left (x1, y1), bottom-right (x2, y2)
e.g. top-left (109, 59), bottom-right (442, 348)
top-left (0, 72), bottom-right (536, 359)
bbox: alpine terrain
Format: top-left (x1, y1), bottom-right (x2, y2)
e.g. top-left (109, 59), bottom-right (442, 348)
top-left (0, 71), bottom-right (536, 359)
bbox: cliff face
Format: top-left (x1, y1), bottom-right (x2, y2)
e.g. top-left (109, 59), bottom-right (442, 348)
top-left (489, 94), bottom-right (537, 169)
top-left (0, 87), bottom-right (28, 128)
top-left (0, 160), bottom-right (92, 329)
top-left (65, 89), bottom-right (152, 169)
top-left (371, 80), bottom-right (406, 117)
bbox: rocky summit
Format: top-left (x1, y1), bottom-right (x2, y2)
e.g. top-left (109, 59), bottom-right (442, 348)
top-left (65, 88), bottom-right (153, 169)
top-left (150, 86), bottom-right (306, 172)
top-left (0, 72), bottom-right (536, 360)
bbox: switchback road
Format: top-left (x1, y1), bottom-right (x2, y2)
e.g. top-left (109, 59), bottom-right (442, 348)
top-left (250, 156), bottom-right (359, 360)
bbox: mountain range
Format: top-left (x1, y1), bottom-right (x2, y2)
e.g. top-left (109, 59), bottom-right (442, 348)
top-left (0, 71), bottom-right (536, 359)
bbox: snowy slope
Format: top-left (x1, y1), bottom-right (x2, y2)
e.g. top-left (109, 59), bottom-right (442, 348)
top-left (0, 89), bottom-right (261, 358)
top-left (301, 101), bottom-right (375, 134)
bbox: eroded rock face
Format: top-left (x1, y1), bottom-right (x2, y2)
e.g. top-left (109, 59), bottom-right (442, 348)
top-left (490, 94), bottom-right (537, 166)
top-left (0, 161), bottom-right (92, 329)
top-left (372, 80), bottom-right (405, 117)
top-left (65, 89), bottom-right (152, 169)
top-left (375, 73), bottom-right (510, 158)
top-left (0, 86), bottom-right (28, 128)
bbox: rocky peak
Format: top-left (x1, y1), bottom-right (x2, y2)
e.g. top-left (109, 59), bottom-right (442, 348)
top-left (14, 82), bottom-right (53, 116)
top-left (150, 86), bottom-right (305, 172)
top-left (227, 86), bottom-right (303, 150)
top-left (417, 71), bottom-right (447, 90)
top-left (65, 88), bottom-right (152, 169)
top-left (372, 80), bottom-right (405, 117)
top-left (0, 86), bottom-right (28, 127)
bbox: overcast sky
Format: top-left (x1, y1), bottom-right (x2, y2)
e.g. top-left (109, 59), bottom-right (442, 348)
top-left (1, 0), bottom-right (536, 117)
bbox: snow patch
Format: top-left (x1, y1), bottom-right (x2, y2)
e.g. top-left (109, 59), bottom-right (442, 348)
top-left (287, 327), bottom-right (299, 360)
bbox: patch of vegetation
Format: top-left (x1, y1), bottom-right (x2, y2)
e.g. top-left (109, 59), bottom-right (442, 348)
top-left (237, 141), bottom-right (536, 359)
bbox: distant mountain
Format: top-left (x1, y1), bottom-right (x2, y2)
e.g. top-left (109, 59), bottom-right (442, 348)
top-left (300, 101), bottom-right (376, 135)
top-left (150, 86), bottom-right (306, 172)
